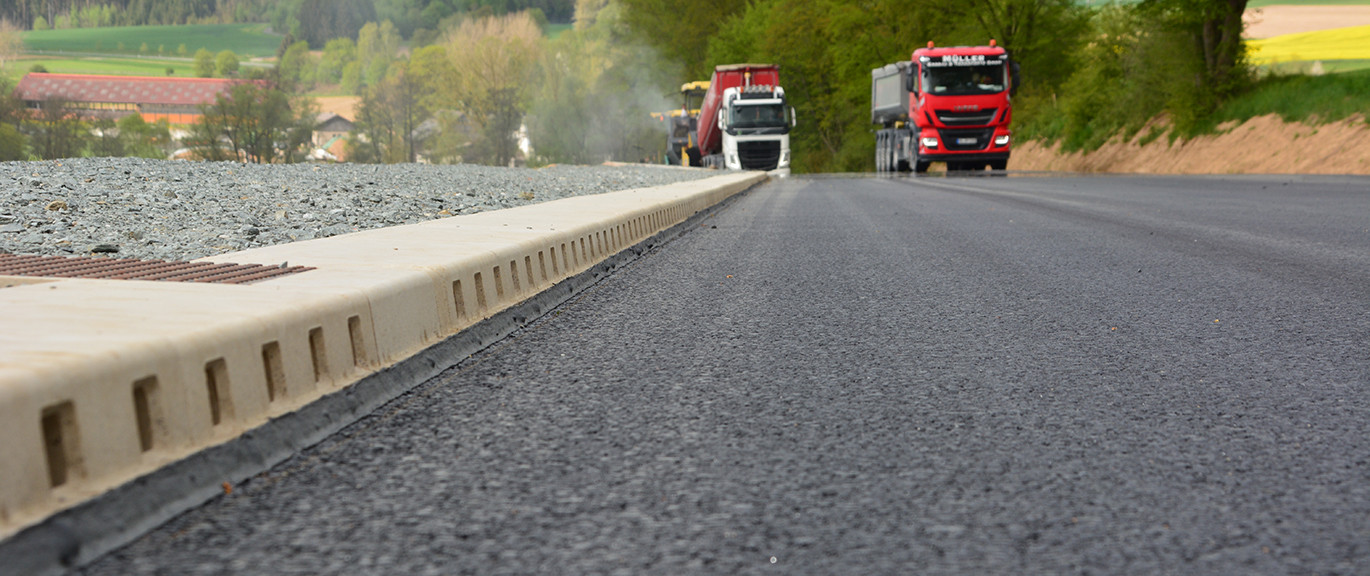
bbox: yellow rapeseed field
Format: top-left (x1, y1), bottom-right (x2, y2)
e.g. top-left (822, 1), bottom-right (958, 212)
top-left (1247, 24), bottom-right (1370, 64)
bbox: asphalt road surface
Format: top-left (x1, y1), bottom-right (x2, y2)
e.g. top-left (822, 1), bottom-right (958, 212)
top-left (82, 173), bottom-right (1370, 575)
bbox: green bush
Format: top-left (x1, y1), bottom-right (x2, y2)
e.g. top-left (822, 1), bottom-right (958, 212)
top-left (1211, 69), bottom-right (1370, 127)
top-left (0, 123), bottom-right (25, 161)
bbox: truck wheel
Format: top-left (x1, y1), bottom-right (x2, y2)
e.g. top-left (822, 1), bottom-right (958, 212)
top-left (989, 159), bottom-right (1007, 171)
top-left (914, 160), bottom-right (930, 174)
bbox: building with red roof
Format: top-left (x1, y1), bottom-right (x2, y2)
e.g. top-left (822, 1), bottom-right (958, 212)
top-left (13, 73), bottom-right (237, 125)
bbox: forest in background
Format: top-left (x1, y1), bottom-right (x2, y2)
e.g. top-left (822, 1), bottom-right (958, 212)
top-left (618, 0), bottom-right (1255, 172)
top-left (0, 0), bottom-right (1341, 173)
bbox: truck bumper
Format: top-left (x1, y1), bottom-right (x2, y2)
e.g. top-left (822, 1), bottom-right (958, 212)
top-left (919, 151), bottom-right (1010, 163)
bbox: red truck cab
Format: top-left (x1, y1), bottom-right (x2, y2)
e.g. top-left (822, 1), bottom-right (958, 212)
top-left (909, 42), bottom-right (1015, 171)
top-left (873, 41), bottom-right (1017, 173)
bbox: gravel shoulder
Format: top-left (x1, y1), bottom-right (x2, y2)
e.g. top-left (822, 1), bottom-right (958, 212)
top-left (0, 159), bottom-right (714, 262)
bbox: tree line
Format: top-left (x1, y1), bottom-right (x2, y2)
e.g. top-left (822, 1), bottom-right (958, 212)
top-left (619, 0), bottom-right (1252, 172)
top-left (1, 0), bottom-right (1254, 171)
top-left (3, 0), bottom-right (268, 29)
top-left (0, 0), bottom-right (573, 34)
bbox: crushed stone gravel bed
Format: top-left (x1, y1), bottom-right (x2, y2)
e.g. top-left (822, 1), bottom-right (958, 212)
top-left (0, 159), bottom-right (714, 263)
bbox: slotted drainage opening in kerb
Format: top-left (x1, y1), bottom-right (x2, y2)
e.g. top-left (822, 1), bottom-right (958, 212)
top-left (0, 253), bottom-right (313, 284)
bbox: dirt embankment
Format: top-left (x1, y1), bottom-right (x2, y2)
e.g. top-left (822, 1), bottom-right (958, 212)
top-left (1008, 114), bottom-right (1370, 175)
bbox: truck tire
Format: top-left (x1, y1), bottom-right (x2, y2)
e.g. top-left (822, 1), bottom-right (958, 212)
top-left (879, 137), bottom-right (887, 172)
top-left (989, 159), bottom-right (1007, 171)
top-left (914, 159), bottom-right (930, 174)
top-left (875, 134), bottom-right (884, 172)
top-left (878, 134), bottom-right (890, 173)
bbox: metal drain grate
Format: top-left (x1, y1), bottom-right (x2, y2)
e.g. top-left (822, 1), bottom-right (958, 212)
top-left (0, 253), bottom-right (314, 284)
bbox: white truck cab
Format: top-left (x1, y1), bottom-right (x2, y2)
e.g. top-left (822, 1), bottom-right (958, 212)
top-left (716, 85), bottom-right (795, 174)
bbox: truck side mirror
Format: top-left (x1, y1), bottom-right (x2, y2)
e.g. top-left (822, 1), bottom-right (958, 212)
top-left (1010, 61), bottom-right (1021, 97)
top-left (790, 106), bottom-right (796, 127)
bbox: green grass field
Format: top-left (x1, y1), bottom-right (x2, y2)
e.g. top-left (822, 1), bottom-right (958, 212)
top-left (21, 23), bottom-right (283, 59)
top-left (1210, 67), bottom-right (1370, 128)
top-left (4, 56), bottom-right (202, 82)
top-left (1262, 59), bottom-right (1370, 75)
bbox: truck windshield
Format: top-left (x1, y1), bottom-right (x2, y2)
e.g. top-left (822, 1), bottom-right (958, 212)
top-left (925, 65), bottom-right (1005, 96)
top-left (730, 103), bottom-right (787, 129)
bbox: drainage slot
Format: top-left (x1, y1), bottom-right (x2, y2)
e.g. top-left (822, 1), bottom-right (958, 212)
top-left (41, 401), bottom-right (81, 488)
top-left (524, 255), bottom-right (536, 288)
top-left (262, 341), bottom-right (285, 401)
top-left (205, 358), bottom-right (231, 426)
top-left (309, 327), bottom-right (328, 383)
top-left (493, 266), bottom-right (505, 302)
top-left (474, 272), bottom-right (488, 313)
top-left (348, 315), bottom-right (368, 367)
top-left (452, 280), bottom-right (466, 320)
top-left (132, 376), bottom-right (159, 452)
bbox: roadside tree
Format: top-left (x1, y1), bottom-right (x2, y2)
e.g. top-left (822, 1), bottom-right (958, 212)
top-left (317, 38), bottom-right (357, 86)
top-left (90, 117), bottom-right (125, 157)
top-left (441, 12), bottom-right (543, 166)
top-left (0, 76), bottom-right (25, 159)
top-left (194, 48), bottom-right (216, 77)
top-left (279, 40), bottom-right (317, 91)
top-left (117, 114), bottom-right (174, 159)
top-left (0, 75), bottom-right (22, 128)
top-left (188, 81), bottom-right (316, 163)
top-left (357, 20), bottom-right (402, 90)
top-left (0, 123), bottom-right (23, 161)
top-left (216, 50), bottom-right (240, 77)
top-left (350, 58), bottom-right (432, 163)
top-left (28, 97), bottom-right (87, 160)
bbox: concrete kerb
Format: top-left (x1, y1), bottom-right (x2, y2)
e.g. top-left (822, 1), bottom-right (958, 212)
top-left (0, 170), bottom-right (766, 576)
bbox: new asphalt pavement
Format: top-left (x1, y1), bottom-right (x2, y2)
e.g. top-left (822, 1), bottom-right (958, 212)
top-left (81, 173), bottom-right (1370, 575)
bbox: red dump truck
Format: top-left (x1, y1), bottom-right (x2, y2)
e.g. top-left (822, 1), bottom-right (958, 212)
top-left (872, 41), bottom-right (1018, 173)
top-left (686, 63), bottom-right (794, 173)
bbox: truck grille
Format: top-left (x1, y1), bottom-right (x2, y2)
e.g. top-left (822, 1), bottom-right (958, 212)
top-left (738, 141), bottom-right (781, 170)
top-left (936, 108), bottom-right (998, 126)
top-left (937, 128), bottom-right (994, 152)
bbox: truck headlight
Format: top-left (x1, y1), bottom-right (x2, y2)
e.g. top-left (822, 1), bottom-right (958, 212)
top-left (921, 137), bottom-right (939, 149)
top-left (994, 135), bottom-right (1010, 146)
